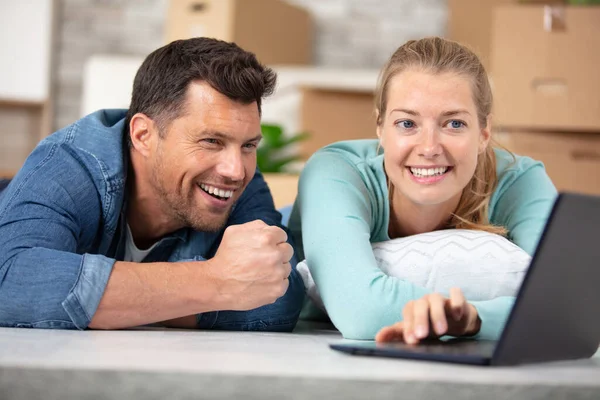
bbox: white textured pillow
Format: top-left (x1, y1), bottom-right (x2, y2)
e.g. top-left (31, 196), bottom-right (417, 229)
top-left (297, 229), bottom-right (531, 312)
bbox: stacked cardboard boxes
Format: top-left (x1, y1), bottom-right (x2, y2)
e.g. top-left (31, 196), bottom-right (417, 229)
top-left (165, 0), bottom-right (312, 65)
top-left (447, 0), bottom-right (516, 71)
top-left (450, 1), bottom-right (600, 194)
top-left (260, 67), bottom-right (380, 161)
top-left (300, 87), bottom-right (376, 159)
top-left (490, 4), bottom-right (600, 195)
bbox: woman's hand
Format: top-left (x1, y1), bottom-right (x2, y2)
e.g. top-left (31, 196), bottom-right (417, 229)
top-left (375, 288), bottom-right (481, 344)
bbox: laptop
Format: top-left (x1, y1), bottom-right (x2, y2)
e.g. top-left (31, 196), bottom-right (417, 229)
top-left (330, 192), bottom-right (600, 366)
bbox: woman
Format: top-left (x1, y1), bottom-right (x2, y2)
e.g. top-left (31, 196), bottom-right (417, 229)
top-left (288, 37), bottom-right (557, 342)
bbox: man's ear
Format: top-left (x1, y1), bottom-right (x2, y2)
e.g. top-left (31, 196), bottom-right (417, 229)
top-left (479, 115), bottom-right (492, 154)
top-left (130, 113), bottom-right (158, 157)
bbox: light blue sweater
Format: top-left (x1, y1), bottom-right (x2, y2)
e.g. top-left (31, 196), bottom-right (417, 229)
top-left (289, 139), bottom-right (558, 340)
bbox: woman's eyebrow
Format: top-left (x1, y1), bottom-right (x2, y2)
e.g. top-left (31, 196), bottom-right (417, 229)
top-left (390, 108), bottom-right (419, 116)
top-left (441, 109), bottom-right (471, 117)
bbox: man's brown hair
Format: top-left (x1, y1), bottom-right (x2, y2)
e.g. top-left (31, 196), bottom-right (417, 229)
top-left (125, 37), bottom-right (276, 145)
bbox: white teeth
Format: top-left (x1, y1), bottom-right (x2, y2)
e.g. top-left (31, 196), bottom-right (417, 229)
top-left (409, 167), bottom-right (448, 177)
top-left (199, 183), bottom-right (233, 198)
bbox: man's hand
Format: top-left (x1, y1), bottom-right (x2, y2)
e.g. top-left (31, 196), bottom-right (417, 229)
top-left (375, 288), bottom-right (481, 344)
top-left (207, 220), bottom-right (293, 311)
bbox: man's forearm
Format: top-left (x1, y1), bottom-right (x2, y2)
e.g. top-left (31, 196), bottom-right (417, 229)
top-left (89, 260), bottom-right (219, 330)
top-left (162, 261), bottom-right (306, 331)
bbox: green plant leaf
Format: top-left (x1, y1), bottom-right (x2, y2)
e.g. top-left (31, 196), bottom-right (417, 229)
top-left (261, 124), bottom-right (284, 147)
top-left (256, 148), bottom-right (274, 172)
top-left (267, 155), bottom-right (302, 172)
top-left (278, 132), bottom-right (311, 147)
top-left (258, 124), bottom-right (311, 173)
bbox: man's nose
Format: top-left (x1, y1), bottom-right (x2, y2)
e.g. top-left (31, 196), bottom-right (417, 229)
top-left (216, 148), bottom-right (245, 182)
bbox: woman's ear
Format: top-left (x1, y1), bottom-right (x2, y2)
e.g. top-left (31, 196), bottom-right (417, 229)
top-left (478, 115), bottom-right (492, 154)
top-left (377, 126), bottom-right (385, 150)
top-left (376, 109), bottom-right (384, 145)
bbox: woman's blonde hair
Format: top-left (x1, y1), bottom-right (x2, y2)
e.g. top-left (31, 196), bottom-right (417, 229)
top-left (375, 37), bottom-right (507, 235)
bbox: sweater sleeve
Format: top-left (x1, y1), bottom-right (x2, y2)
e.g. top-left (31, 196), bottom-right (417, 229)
top-left (492, 160), bottom-right (558, 256)
top-left (296, 152), bottom-right (431, 339)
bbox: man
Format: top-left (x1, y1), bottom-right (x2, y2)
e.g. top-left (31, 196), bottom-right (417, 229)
top-left (0, 38), bottom-right (304, 331)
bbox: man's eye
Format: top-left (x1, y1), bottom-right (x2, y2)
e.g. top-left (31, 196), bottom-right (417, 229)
top-left (243, 143), bottom-right (258, 149)
top-left (203, 138), bottom-right (219, 145)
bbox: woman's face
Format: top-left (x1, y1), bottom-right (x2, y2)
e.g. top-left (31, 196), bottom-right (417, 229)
top-left (377, 69), bottom-right (490, 209)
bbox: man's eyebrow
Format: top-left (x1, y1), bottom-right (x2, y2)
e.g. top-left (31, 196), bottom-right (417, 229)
top-left (247, 134), bottom-right (263, 142)
top-left (198, 130), bottom-right (262, 142)
top-left (198, 130), bottom-right (229, 139)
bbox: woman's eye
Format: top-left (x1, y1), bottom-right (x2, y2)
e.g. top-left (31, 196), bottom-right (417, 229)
top-left (448, 120), bottom-right (464, 129)
top-left (398, 120), bottom-right (414, 129)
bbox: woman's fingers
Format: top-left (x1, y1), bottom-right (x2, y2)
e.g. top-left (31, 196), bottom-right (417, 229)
top-left (407, 294), bottom-right (449, 342)
top-left (402, 301), bottom-right (417, 344)
top-left (449, 287), bottom-right (466, 321)
top-left (428, 293), bottom-right (448, 336)
top-left (375, 321), bottom-right (404, 342)
top-left (412, 298), bottom-right (430, 339)
top-left (378, 289), bottom-right (477, 345)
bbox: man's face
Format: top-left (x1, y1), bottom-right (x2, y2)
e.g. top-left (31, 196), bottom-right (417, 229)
top-left (149, 81), bottom-right (262, 232)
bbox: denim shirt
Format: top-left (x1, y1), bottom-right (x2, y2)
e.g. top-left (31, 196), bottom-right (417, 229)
top-left (0, 109), bottom-right (305, 330)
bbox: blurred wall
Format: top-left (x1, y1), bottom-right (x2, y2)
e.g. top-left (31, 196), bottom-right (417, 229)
top-left (54, 0), bottom-right (167, 130)
top-left (53, 0), bottom-right (446, 130)
top-left (287, 0), bottom-right (446, 67)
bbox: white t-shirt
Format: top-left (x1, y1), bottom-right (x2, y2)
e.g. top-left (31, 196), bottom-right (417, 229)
top-left (123, 223), bottom-right (159, 263)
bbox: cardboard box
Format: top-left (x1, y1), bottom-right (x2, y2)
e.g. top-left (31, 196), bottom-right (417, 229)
top-left (519, 0), bottom-right (565, 3)
top-left (447, 0), bottom-right (566, 71)
top-left (0, 170), bottom-right (16, 179)
top-left (495, 130), bottom-right (600, 195)
top-left (0, 100), bottom-right (51, 175)
top-left (491, 5), bottom-right (600, 131)
top-left (447, 0), bottom-right (516, 71)
top-left (299, 88), bottom-right (376, 159)
top-left (263, 173), bottom-right (299, 208)
top-left (166, 0), bottom-right (312, 65)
